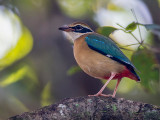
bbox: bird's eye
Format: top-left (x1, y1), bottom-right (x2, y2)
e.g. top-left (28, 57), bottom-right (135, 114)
top-left (75, 25), bottom-right (83, 30)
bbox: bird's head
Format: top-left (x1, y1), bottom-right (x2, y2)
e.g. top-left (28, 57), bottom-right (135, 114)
top-left (59, 22), bottom-right (94, 42)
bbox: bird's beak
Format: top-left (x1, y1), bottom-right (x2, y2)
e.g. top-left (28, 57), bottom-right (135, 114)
top-left (58, 25), bottom-right (74, 32)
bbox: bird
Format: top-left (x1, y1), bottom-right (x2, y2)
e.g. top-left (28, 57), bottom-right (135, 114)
top-left (59, 22), bottom-right (140, 97)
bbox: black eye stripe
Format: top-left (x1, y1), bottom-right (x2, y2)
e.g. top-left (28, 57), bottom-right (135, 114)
top-left (70, 25), bottom-right (93, 33)
top-left (75, 25), bottom-right (82, 29)
top-left (75, 28), bottom-right (93, 33)
top-left (70, 25), bottom-right (82, 30)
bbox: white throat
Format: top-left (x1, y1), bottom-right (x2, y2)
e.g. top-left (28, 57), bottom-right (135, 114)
top-left (63, 31), bottom-right (89, 43)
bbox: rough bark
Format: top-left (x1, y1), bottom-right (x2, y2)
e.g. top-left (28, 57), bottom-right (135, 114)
top-left (9, 96), bottom-right (160, 120)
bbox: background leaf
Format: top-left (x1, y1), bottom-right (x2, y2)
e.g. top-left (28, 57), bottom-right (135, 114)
top-left (138, 23), bottom-right (160, 37)
top-left (142, 24), bottom-right (160, 31)
top-left (97, 26), bottom-right (118, 37)
top-left (0, 64), bottom-right (38, 87)
top-left (67, 65), bottom-right (81, 76)
top-left (41, 82), bottom-right (52, 107)
top-left (125, 22), bottom-right (137, 32)
top-left (0, 26), bottom-right (33, 70)
top-left (8, 95), bottom-right (29, 112)
top-left (132, 48), bottom-right (159, 92)
top-left (106, 78), bottom-right (137, 94)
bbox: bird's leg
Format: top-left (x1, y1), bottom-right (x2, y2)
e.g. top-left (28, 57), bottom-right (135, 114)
top-left (112, 78), bottom-right (121, 97)
top-left (100, 78), bottom-right (121, 97)
top-left (93, 78), bottom-right (121, 97)
top-left (88, 72), bottom-right (116, 97)
top-left (99, 78), bottom-right (121, 97)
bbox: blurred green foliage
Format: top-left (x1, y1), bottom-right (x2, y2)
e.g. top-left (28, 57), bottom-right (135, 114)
top-left (107, 2), bottom-right (125, 11)
top-left (97, 26), bottom-right (118, 37)
top-left (0, 65), bottom-right (35, 87)
top-left (0, 6), bottom-right (35, 119)
top-left (67, 65), bottom-right (81, 76)
top-left (107, 78), bottom-right (136, 93)
top-left (58, 0), bottom-right (93, 18)
top-left (125, 22), bottom-right (137, 32)
top-left (132, 49), bottom-right (159, 93)
top-left (9, 95), bottom-right (29, 112)
top-left (0, 27), bottom-right (33, 70)
top-left (41, 82), bottom-right (52, 107)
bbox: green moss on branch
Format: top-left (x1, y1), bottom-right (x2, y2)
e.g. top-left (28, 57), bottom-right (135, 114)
top-left (9, 96), bottom-right (160, 120)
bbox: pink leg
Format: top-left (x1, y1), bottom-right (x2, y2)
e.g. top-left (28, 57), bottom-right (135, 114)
top-left (112, 78), bottom-right (121, 97)
top-left (88, 72), bottom-right (116, 97)
top-left (99, 78), bottom-right (121, 97)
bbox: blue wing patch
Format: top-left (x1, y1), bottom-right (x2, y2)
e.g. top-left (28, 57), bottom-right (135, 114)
top-left (85, 34), bottom-right (140, 81)
top-left (85, 34), bottom-right (134, 67)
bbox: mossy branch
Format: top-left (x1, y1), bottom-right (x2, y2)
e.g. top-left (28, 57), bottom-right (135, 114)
top-left (9, 96), bottom-right (160, 120)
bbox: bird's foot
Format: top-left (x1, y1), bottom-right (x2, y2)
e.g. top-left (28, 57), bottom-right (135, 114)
top-left (88, 94), bottom-right (99, 97)
top-left (88, 93), bottom-right (115, 97)
top-left (100, 94), bottom-right (115, 97)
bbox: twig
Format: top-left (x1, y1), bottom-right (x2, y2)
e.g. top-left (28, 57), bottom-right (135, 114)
top-left (131, 9), bottom-right (143, 43)
top-left (117, 23), bottom-right (141, 44)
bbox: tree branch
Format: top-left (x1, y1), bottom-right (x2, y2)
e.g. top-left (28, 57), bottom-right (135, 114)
top-left (9, 96), bottom-right (160, 120)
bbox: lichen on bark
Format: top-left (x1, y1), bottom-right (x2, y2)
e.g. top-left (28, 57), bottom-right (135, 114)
top-left (9, 96), bottom-right (160, 120)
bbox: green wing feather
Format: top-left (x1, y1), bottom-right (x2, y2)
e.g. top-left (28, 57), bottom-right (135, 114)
top-left (85, 34), bottom-right (135, 68)
top-left (85, 33), bottom-right (140, 81)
